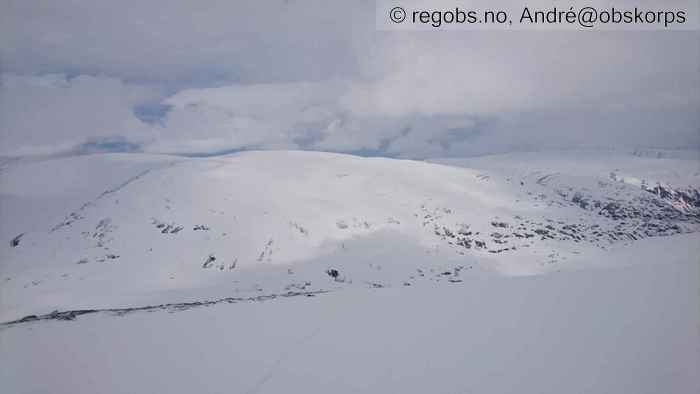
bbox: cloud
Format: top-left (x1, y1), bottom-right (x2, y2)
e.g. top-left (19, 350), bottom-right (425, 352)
top-left (144, 81), bottom-right (343, 154)
top-left (141, 30), bottom-right (699, 157)
top-left (1, 2), bottom-right (698, 158)
top-left (0, 0), bottom-right (372, 85)
top-left (0, 74), bottom-right (160, 156)
top-left (143, 81), bottom-right (487, 157)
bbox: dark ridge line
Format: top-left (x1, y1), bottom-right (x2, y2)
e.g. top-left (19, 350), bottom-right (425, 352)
top-left (97, 168), bottom-right (152, 199)
top-left (49, 161), bottom-right (181, 233)
top-left (1, 290), bottom-right (328, 327)
top-left (50, 169), bottom-right (153, 233)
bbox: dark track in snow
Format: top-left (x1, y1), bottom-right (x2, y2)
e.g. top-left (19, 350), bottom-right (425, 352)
top-left (1, 290), bottom-right (328, 327)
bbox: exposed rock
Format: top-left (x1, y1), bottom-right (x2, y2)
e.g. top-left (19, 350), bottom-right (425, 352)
top-left (202, 254), bottom-right (216, 269)
top-left (10, 233), bottom-right (23, 247)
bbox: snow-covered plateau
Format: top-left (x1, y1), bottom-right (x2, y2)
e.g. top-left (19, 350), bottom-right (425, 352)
top-left (1, 149), bottom-right (698, 393)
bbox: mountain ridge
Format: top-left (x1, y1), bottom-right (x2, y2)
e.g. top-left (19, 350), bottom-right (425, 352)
top-left (1, 150), bottom-right (698, 321)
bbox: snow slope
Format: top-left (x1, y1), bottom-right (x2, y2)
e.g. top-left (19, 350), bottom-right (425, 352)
top-left (1, 150), bottom-right (699, 321)
top-left (1, 150), bottom-right (699, 394)
top-left (1, 241), bottom-right (697, 394)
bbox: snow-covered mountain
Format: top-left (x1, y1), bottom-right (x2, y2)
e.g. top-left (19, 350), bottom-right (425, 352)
top-left (1, 149), bottom-right (699, 394)
top-left (1, 150), bottom-right (698, 322)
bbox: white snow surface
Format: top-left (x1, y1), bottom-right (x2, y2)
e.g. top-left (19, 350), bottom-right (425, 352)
top-left (431, 149), bottom-right (700, 191)
top-left (0, 150), bottom-right (698, 393)
top-left (1, 237), bottom-right (698, 394)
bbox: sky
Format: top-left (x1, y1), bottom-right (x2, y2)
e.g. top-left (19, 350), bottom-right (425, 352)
top-left (1, 0), bottom-right (699, 158)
